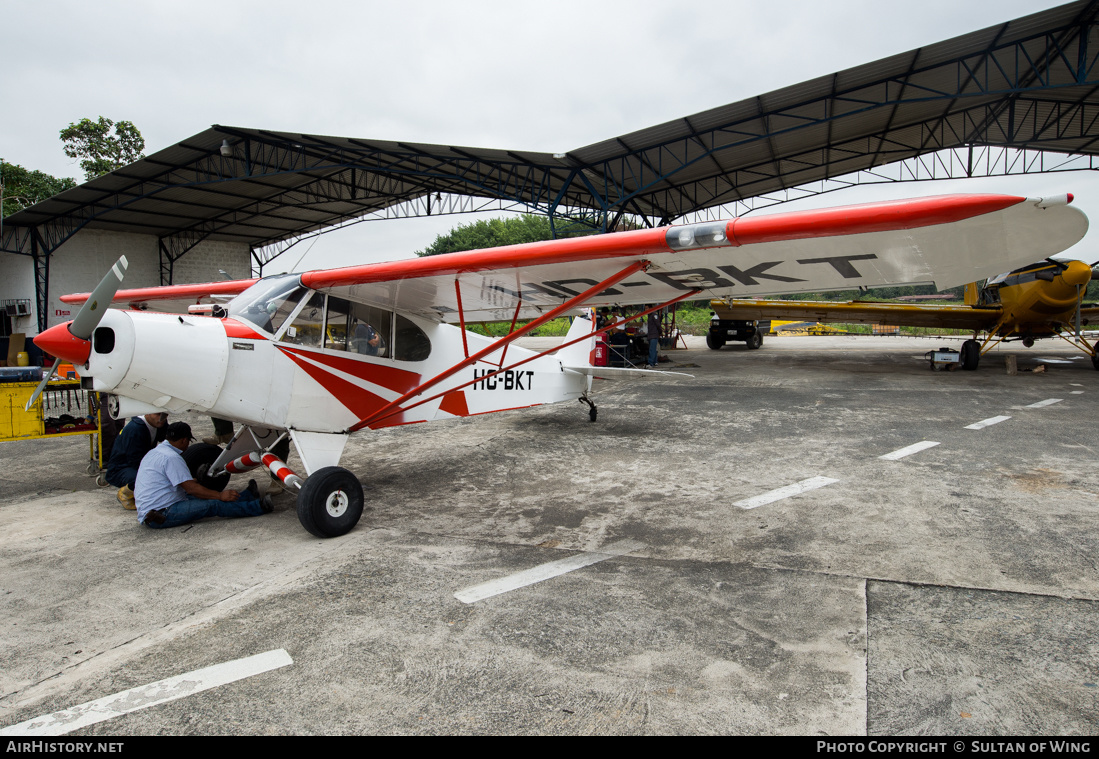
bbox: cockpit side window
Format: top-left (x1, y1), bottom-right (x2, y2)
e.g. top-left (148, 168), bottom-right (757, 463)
top-left (394, 315), bottom-right (431, 361)
top-left (348, 303), bottom-right (391, 358)
top-left (324, 296), bottom-right (352, 351)
top-left (280, 290), bottom-right (430, 362)
top-left (280, 292), bottom-right (325, 348)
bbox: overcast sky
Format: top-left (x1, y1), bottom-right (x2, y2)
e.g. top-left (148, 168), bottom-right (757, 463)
top-left (2, 0), bottom-right (1092, 272)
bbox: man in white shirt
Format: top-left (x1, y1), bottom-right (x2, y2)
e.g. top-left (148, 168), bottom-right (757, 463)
top-left (135, 422), bottom-right (272, 529)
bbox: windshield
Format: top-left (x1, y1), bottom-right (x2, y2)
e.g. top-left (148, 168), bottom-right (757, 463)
top-left (228, 274), bottom-right (307, 335)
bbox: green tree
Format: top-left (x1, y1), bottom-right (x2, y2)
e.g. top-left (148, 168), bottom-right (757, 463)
top-left (417, 214), bottom-right (560, 256)
top-left (59, 116), bottom-right (145, 180)
top-left (0, 160), bottom-right (77, 217)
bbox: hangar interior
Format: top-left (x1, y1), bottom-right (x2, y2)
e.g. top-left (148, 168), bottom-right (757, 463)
top-left (3, 0), bottom-right (1099, 341)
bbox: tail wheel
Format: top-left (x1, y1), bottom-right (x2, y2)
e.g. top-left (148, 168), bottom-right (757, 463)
top-left (960, 339), bottom-right (981, 371)
top-left (182, 442), bottom-right (230, 491)
top-left (297, 466), bottom-right (364, 538)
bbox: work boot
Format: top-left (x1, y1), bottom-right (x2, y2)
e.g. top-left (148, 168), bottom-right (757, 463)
top-left (117, 485), bottom-right (136, 510)
top-left (202, 433), bottom-right (233, 447)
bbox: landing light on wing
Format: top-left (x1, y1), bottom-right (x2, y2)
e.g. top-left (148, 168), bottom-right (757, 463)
top-left (1037, 194), bottom-right (1074, 207)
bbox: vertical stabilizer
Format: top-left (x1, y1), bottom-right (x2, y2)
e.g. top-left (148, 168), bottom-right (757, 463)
top-left (964, 281), bottom-right (980, 305)
top-left (556, 315), bottom-right (596, 368)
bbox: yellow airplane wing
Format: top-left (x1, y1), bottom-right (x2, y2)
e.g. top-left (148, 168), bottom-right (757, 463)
top-left (711, 298), bottom-right (1003, 330)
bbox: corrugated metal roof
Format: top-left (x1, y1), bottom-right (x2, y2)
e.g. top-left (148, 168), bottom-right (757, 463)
top-left (5, 0), bottom-right (1098, 253)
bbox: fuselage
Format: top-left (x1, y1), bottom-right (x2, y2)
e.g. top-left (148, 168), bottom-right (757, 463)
top-left (36, 277), bottom-right (592, 433)
top-left (983, 258), bottom-right (1092, 338)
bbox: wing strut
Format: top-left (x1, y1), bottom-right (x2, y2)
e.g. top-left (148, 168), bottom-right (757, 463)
top-left (365, 288), bottom-right (705, 427)
top-left (455, 278), bottom-right (469, 359)
top-left (349, 260), bottom-right (649, 432)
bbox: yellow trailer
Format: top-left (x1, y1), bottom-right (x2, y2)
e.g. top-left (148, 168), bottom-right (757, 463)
top-left (1, 380), bottom-right (104, 472)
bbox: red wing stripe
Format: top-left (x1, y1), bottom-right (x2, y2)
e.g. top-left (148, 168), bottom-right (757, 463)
top-left (60, 278), bottom-right (257, 305)
top-left (729, 194), bottom-right (1023, 244)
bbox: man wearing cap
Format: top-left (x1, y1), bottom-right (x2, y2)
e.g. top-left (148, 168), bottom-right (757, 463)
top-left (134, 421), bottom-right (272, 529)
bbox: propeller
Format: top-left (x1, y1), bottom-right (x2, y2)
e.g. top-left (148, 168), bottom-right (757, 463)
top-left (24, 256), bottom-right (129, 411)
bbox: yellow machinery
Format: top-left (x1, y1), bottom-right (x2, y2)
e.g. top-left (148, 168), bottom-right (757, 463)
top-left (1, 379), bottom-right (104, 472)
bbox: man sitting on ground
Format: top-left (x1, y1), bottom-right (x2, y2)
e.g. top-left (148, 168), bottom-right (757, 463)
top-left (106, 412), bottom-right (168, 510)
top-left (135, 422), bottom-right (272, 529)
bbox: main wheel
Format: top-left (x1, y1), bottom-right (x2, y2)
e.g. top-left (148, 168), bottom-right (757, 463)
top-left (960, 339), bottom-right (981, 371)
top-left (706, 332), bottom-right (725, 350)
top-left (296, 466), bottom-right (364, 538)
top-left (182, 442), bottom-right (230, 491)
top-left (746, 331), bottom-right (763, 350)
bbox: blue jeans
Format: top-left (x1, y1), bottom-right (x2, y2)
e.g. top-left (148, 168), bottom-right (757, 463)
top-left (649, 338), bottom-right (659, 366)
top-left (145, 493), bottom-right (266, 529)
top-left (106, 466), bottom-right (139, 490)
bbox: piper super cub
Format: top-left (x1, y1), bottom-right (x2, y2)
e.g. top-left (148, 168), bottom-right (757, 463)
top-left (30, 193), bottom-right (1088, 538)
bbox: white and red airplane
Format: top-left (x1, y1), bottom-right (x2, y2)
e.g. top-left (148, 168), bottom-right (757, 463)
top-left (29, 194), bottom-right (1088, 538)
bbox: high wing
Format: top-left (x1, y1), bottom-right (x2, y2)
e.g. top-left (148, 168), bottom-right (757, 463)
top-left (711, 298), bottom-right (1004, 331)
top-left (61, 279), bottom-right (256, 313)
top-left (60, 194), bottom-right (1087, 320)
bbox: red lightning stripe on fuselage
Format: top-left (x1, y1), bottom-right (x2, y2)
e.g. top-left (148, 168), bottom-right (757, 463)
top-left (274, 346), bottom-right (427, 429)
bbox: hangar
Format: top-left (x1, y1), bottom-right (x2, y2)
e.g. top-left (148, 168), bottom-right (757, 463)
top-left (3, 0), bottom-right (1099, 338)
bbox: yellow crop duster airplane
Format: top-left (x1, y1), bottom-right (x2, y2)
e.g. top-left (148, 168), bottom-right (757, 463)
top-left (709, 258), bottom-right (1099, 371)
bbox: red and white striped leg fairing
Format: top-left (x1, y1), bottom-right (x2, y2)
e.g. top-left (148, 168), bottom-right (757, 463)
top-left (224, 451), bottom-right (264, 474)
top-left (261, 453), bottom-right (305, 491)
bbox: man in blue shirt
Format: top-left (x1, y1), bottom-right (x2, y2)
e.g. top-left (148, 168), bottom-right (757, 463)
top-left (106, 412), bottom-right (168, 510)
top-left (135, 422), bottom-right (272, 529)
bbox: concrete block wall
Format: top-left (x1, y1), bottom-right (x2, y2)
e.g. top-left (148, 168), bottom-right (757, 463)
top-left (0, 252), bottom-right (38, 336)
top-left (0, 230), bottom-right (250, 334)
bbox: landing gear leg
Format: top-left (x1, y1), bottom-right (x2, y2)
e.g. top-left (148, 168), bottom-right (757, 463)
top-left (579, 396), bottom-right (597, 422)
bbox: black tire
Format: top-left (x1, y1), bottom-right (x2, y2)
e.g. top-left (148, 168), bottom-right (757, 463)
top-left (182, 442), bottom-right (230, 491)
top-left (746, 331), bottom-right (763, 350)
top-left (706, 332), bottom-right (725, 350)
top-left (296, 466), bottom-right (364, 538)
top-left (1092, 352), bottom-right (1099, 371)
top-left (960, 339), bottom-right (981, 371)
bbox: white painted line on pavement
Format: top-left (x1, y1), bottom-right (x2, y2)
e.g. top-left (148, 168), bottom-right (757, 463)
top-left (965, 415), bottom-right (1012, 430)
top-left (1025, 398), bottom-right (1063, 408)
top-left (455, 539), bottom-right (645, 604)
top-left (1071, 390), bottom-right (1085, 394)
top-left (0, 649), bottom-right (293, 736)
top-left (734, 476), bottom-right (839, 510)
top-left (879, 441), bottom-right (940, 460)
